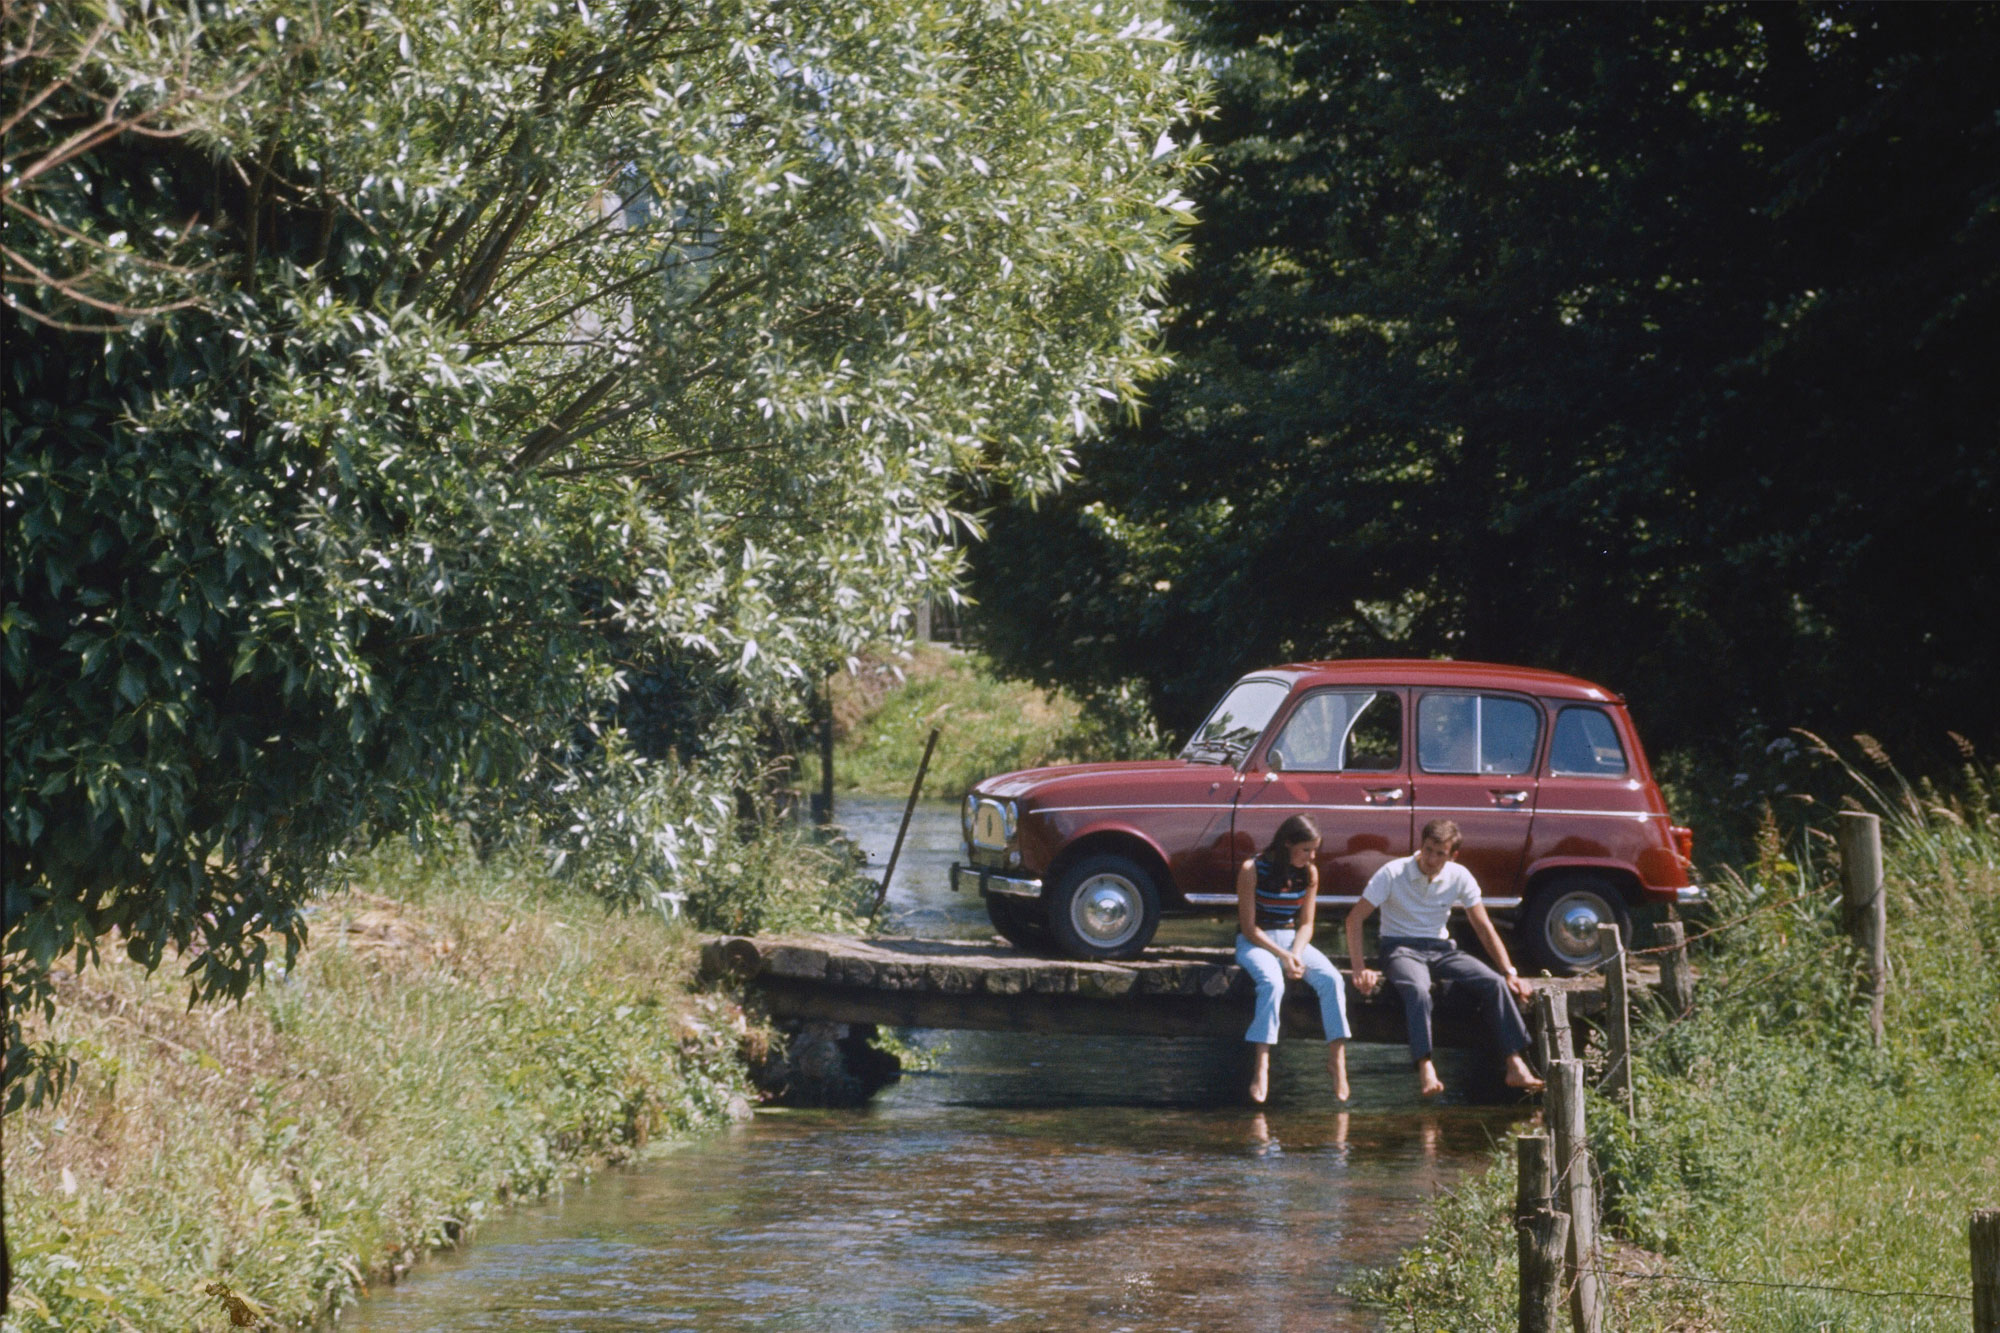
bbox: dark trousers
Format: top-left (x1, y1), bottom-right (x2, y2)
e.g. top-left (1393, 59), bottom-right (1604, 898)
top-left (1380, 936), bottom-right (1532, 1063)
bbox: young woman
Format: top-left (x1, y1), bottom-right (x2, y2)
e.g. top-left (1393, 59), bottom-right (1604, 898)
top-left (1236, 814), bottom-right (1351, 1103)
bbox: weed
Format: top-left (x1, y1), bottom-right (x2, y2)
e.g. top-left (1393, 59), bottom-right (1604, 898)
top-left (1354, 752), bottom-right (2000, 1331)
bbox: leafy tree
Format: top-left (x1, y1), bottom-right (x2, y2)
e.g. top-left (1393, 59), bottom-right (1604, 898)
top-left (2, 0), bottom-right (1201, 1100)
top-left (971, 2), bottom-right (1999, 766)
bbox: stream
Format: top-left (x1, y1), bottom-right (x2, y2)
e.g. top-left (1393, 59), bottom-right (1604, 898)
top-left (342, 797), bottom-right (1526, 1331)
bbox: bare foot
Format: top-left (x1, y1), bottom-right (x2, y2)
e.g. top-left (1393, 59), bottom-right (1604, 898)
top-left (1504, 1054), bottom-right (1546, 1093)
top-left (1327, 1043), bottom-right (1350, 1102)
top-left (1416, 1059), bottom-right (1446, 1098)
top-left (1249, 1045), bottom-right (1271, 1104)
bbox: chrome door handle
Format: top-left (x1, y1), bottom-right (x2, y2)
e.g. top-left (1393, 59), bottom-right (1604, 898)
top-left (1492, 790), bottom-right (1530, 806)
top-left (1364, 787), bottom-right (1406, 804)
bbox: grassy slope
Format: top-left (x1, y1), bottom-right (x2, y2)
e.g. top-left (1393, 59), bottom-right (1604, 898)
top-left (1357, 761), bottom-right (2000, 1331)
top-left (831, 644), bottom-right (1161, 799)
top-left (4, 831), bottom-right (868, 1331)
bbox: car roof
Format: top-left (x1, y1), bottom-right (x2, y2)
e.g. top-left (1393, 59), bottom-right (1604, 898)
top-left (1246, 659), bottom-right (1622, 704)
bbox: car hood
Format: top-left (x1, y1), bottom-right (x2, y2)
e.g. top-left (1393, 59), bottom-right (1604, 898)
top-left (973, 757), bottom-right (1230, 801)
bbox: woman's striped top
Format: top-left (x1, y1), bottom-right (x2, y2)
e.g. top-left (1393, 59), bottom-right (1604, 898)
top-left (1253, 855), bottom-right (1312, 929)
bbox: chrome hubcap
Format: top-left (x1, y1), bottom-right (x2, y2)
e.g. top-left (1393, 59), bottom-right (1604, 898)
top-left (1073, 874), bottom-right (1141, 946)
top-left (1550, 894), bottom-right (1608, 961)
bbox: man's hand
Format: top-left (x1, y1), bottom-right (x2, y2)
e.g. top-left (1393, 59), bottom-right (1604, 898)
top-left (1505, 973), bottom-right (1535, 1004)
top-left (1354, 967), bottom-right (1382, 996)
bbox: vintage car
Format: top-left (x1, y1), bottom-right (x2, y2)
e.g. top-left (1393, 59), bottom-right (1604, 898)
top-left (950, 660), bottom-right (1702, 973)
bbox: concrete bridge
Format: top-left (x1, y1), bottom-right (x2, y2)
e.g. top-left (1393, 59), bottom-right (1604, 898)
top-left (699, 933), bottom-right (1656, 1050)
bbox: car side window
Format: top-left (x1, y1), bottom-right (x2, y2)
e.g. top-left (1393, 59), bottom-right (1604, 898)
top-left (1418, 693), bottom-right (1542, 775)
top-left (1268, 690), bottom-right (1402, 772)
top-left (1548, 706), bottom-right (1629, 777)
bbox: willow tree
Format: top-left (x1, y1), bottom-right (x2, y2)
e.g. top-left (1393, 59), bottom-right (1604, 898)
top-left (1, 0), bottom-right (1202, 1100)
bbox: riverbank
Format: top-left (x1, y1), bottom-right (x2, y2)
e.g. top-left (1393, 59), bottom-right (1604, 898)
top-left (831, 643), bottom-right (1162, 798)
top-left (3, 830), bottom-right (868, 1331)
top-left (1354, 756), bottom-right (2000, 1331)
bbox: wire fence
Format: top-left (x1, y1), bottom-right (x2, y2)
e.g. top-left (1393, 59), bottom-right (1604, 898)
top-left (1581, 1266), bottom-right (1972, 1305)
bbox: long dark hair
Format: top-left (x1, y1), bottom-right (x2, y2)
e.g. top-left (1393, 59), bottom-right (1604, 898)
top-left (1259, 814), bottom-right (1321, 867)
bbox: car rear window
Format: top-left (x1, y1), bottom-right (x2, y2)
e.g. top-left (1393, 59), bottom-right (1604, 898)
top-left (1417, 693), bottom-right (1542, 775)
top-left (1548, 706), bottom-right (1630, 777)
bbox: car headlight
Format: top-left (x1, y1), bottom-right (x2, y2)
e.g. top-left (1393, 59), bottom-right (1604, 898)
top-left (1003, 800), bottom-right (1019, 840)
top-left (963, 793), bottom-right (978, 838)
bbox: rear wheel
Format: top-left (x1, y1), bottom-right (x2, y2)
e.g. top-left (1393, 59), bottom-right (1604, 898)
top-left (1046, 853), bottom-right (1161, 961)
top-left (1518, 874), bottom-right (1631, 975)
top-left (985, 892), bottom-right (1054, 952)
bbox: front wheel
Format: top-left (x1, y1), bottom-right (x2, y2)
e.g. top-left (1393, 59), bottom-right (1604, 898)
top-left (1518, 875), bottom-right (1631, 975)
top-left (1046, 853), bottom-right (1161, 961)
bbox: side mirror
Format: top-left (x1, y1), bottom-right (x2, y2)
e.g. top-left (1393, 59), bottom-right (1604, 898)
top-left (1266, 749), bottom-right (1286, 774)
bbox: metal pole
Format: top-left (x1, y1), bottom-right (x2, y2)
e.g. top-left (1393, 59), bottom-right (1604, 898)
top-left (874, 727), bottom-right (941, 915)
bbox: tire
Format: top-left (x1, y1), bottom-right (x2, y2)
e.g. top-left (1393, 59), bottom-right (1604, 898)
top-left (1046, 853), bottom-right (1162, 961)
top-left (1518, 874), bottom-right (1632, 975)
top-left (985, 892), bottom-right (1054, 952)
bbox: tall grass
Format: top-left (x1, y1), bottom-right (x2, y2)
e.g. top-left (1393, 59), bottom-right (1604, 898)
top-left (1355, 753), bottom-right (2000, 1331)
top-left (3, 826), bottom-right (865, 1331)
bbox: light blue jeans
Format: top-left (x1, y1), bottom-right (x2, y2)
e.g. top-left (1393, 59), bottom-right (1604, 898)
top-left (1236, 930), bottom-right (1351, 1044)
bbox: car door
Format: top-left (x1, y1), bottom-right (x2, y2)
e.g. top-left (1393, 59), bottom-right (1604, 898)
top-left (1175, 675), bottom-right (1296, 900)
top-left (1407, 690), bottom-right (1544, 902)
top-left (1233, 687), bottom-right (1414, 901)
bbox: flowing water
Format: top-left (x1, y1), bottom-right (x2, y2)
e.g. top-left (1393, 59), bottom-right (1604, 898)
top-left (344, 798), bottom-right (1526, 1332)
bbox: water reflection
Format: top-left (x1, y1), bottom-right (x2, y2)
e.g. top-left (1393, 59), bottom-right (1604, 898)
top-left (343, 797), bottom-right (1525, 1332)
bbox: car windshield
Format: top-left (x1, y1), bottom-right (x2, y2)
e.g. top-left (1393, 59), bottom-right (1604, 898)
top-left (1180, 678), bottom-right (1290, 764)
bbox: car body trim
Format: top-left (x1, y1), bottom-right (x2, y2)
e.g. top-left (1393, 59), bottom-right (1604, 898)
top-left (1180, 892), bottom-right (1524, 911)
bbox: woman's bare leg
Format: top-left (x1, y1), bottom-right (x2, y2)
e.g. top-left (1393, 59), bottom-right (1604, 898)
top-left (1249, 1042), bottom-right (1272, 1103)
top-left (1327, 1040), bottom-right (1350, 1102)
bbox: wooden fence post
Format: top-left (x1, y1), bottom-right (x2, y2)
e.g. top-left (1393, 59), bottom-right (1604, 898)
top-left (1654, 920), bottom-right (1695, 1017)
top-left (1516, 1132), bottom-right (1553, 1218)
top-left (1837, 810), bottom-right (1888, 1045)
top-left (1974, 1207), bottom-right (1999, 1333)
top-left (1517, 1207), bottom-right (1571, 1333)
top-left (1547, 1059), bottom-right (1604, 1333)
top-left (1600, 924), bottom-right (1634, 1117)
top-left (1533, 987), bottom-right (1573, 1073)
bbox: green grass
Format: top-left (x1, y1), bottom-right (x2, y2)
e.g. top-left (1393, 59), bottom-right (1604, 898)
top-left (831, 644), bottom-right (1164, 798)
top-left (1353, 754), bottom-right (2000, 1331)
top-left (3, 826), bottom-right (868, 1331)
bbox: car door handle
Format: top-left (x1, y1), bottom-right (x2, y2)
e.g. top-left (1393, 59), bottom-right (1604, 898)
top-left (1491, 790), bottom-right (1531, 806)
top-left (1363, 787), bottom-right (1406, 804)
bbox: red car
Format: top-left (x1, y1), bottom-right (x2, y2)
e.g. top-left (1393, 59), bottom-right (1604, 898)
top-left (950, 660), bottom-right (1701, 973)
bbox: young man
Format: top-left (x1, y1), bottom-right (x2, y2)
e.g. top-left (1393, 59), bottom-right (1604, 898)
top-left (1345, 819), bottom-right (1545, 1096)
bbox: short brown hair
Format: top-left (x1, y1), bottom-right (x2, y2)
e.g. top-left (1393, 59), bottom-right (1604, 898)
top-left (1420, 818), bottom-right (1463, 851)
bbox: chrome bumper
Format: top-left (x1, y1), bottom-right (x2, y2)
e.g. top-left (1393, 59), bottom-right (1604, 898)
top-left (1676, 883), bottom-right (1711, 907)
top-left (950, 862), bottom-right (1043, 900)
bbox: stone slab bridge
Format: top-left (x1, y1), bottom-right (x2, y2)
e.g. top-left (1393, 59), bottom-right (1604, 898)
top-left (699, 934), bottom-right (1659, 1050)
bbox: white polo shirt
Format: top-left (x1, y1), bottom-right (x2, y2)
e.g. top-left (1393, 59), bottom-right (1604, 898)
top-left (1362, 855), bottom-right (1481, 940)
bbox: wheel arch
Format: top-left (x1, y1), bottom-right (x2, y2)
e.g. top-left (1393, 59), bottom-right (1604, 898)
top-left (1045, 829), bottom-right (1174, 902)
top-left (1523, 859), bottom-right (1644, 907)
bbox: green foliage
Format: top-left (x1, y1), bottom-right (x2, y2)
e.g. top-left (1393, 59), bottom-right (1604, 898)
top-left (971, 2), bottom-right (2000, 775)
top-left (3, 838), bottom-right (773, 1330)
top-left (1357, 756), bottom-right (2000, 1331)
top-left (3, 0), bottom-right (1206, 1098)
top-left (832, 645), bottom-right (1166, 798)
